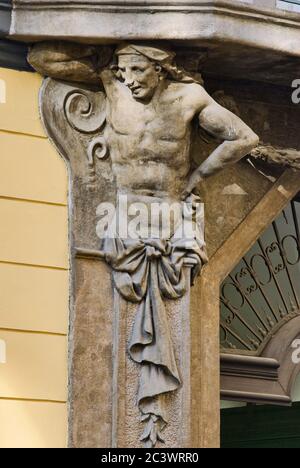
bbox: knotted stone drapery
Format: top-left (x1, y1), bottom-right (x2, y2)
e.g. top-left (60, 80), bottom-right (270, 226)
top-left (100, 195), bottom-right (208, 447)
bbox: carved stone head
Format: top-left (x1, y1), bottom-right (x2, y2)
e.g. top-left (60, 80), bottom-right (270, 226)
top-left (115, 43), bottom-right (172, 101)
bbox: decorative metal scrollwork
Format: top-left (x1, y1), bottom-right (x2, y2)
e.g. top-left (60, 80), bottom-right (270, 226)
top-left (220, 199), bottom-right (300, 355)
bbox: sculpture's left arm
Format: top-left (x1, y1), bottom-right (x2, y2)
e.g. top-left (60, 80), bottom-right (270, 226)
top-left (183, 93), bottom-right (259, 198)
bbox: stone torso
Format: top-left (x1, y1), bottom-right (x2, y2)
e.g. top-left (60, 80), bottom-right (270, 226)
top-left (101, 72), bottom-right (199, 200)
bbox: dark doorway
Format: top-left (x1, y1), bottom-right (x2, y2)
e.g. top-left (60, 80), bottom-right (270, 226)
top-left (221, 403), bottom-right (300, 448)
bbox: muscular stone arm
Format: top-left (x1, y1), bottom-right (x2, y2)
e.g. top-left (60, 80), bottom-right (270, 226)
top-left (28, 41), bottom-right (113, 85)
top-left (183, 90), bottom-right (259, 198)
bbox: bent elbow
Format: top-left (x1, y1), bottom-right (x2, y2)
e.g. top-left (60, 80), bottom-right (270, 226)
top-left (250, 132), bottom-right (260, 148)
top-left (28, 48), bottom-right (48, 75)
top-left (28, 42), bottom-right (60, 77)
top-left (241, 131), bottom-right (259, 153)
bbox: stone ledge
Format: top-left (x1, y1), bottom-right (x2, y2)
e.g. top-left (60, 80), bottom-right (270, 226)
top-left (9, 0), bottom-right (300, 23)
top-left (8, 0), bottom-right (300, 59)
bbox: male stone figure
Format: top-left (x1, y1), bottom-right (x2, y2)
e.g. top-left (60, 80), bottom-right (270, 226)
top-left (29, 42), bottom-right (258, 202)
top-left (29, 42), bottom-right (259, 447)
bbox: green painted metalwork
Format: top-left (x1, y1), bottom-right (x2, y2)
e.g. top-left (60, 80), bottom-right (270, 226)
top-left (221, 403), bottom-right (300, 448)
top-left (220, 199), bottom-right (300, 355)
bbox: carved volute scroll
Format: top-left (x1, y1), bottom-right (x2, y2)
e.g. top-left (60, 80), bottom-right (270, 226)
top-left (64, 90), bottom-right (106, 134)
top-left (64, 88), bottom-right (108, 189)
top-left (40, 79), bottom-right (115, 251)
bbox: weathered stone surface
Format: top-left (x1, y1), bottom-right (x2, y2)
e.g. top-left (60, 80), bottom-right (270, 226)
top-left (10, 1), bottom-right (300, 72)
top-left (32, 41), bottom-right (260, 447)
top-left (70, 259), bottom-right (113, 448)
top-left (189, 169), bottom-right (300, 448)
top-left (113, 270), bottom-right (192, 448)
top-left (200, 163), bottom-right (273, 257)
top-left (251, 145), bottom-right (300, 171)
top-left (200, 76), bottom-right (300, 256)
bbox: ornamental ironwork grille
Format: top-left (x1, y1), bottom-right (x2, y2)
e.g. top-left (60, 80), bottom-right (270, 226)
top-left (220, 198), bottom-right (300, 356)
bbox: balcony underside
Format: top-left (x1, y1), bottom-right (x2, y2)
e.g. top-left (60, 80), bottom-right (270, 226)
top-left (6, 1), bottom-right (300, 85)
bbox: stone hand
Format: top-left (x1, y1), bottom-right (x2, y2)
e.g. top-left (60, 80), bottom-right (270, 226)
top-left (181, 170), bottom-right (203, 200)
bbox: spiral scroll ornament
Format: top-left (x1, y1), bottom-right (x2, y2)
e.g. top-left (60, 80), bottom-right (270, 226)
top-left (64, 89), bottom-right (108, 188)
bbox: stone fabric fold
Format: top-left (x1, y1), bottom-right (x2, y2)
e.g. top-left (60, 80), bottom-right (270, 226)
top-left (101, 195), bottom-right (208, 447)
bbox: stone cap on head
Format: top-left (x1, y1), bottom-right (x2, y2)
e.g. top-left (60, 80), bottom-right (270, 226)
top-left (115, 42), bottom-right (203, 85)
top-left (115, 43), bottom-right (176, 64)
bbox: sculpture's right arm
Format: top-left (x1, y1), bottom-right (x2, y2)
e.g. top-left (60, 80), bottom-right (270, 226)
top-left (28, 41), bottom-right (113, 85)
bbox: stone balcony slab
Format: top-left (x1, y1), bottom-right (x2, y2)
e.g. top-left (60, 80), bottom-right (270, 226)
top-left (8, 1), bottom-right (300, 54)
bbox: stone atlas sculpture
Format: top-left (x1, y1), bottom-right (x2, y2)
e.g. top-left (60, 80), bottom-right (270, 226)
top-left (28, 42), bottom-right (259, 447)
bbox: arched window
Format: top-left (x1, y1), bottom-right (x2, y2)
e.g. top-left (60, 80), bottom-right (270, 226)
top-left (221, 197), bottom-right (300, 405)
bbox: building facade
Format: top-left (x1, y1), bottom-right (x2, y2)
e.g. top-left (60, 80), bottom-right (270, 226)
top-left (0, 65), bottom-right (69, 448)
top-left (0, 0), bottom-right (300, 448)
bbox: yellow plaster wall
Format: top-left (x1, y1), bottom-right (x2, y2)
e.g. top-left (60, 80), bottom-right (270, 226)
top-left (0, 68), bottom-right (69, 448)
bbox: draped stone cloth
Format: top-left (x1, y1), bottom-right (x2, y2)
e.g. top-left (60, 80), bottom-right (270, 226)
top-left (100, 194), bottom-right (208, 447)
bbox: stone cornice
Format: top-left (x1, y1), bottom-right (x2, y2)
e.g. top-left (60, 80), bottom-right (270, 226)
top-left (9, 1), bottom-right (300, 59)
top-left (11, 0), bottom-right (300, 25)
